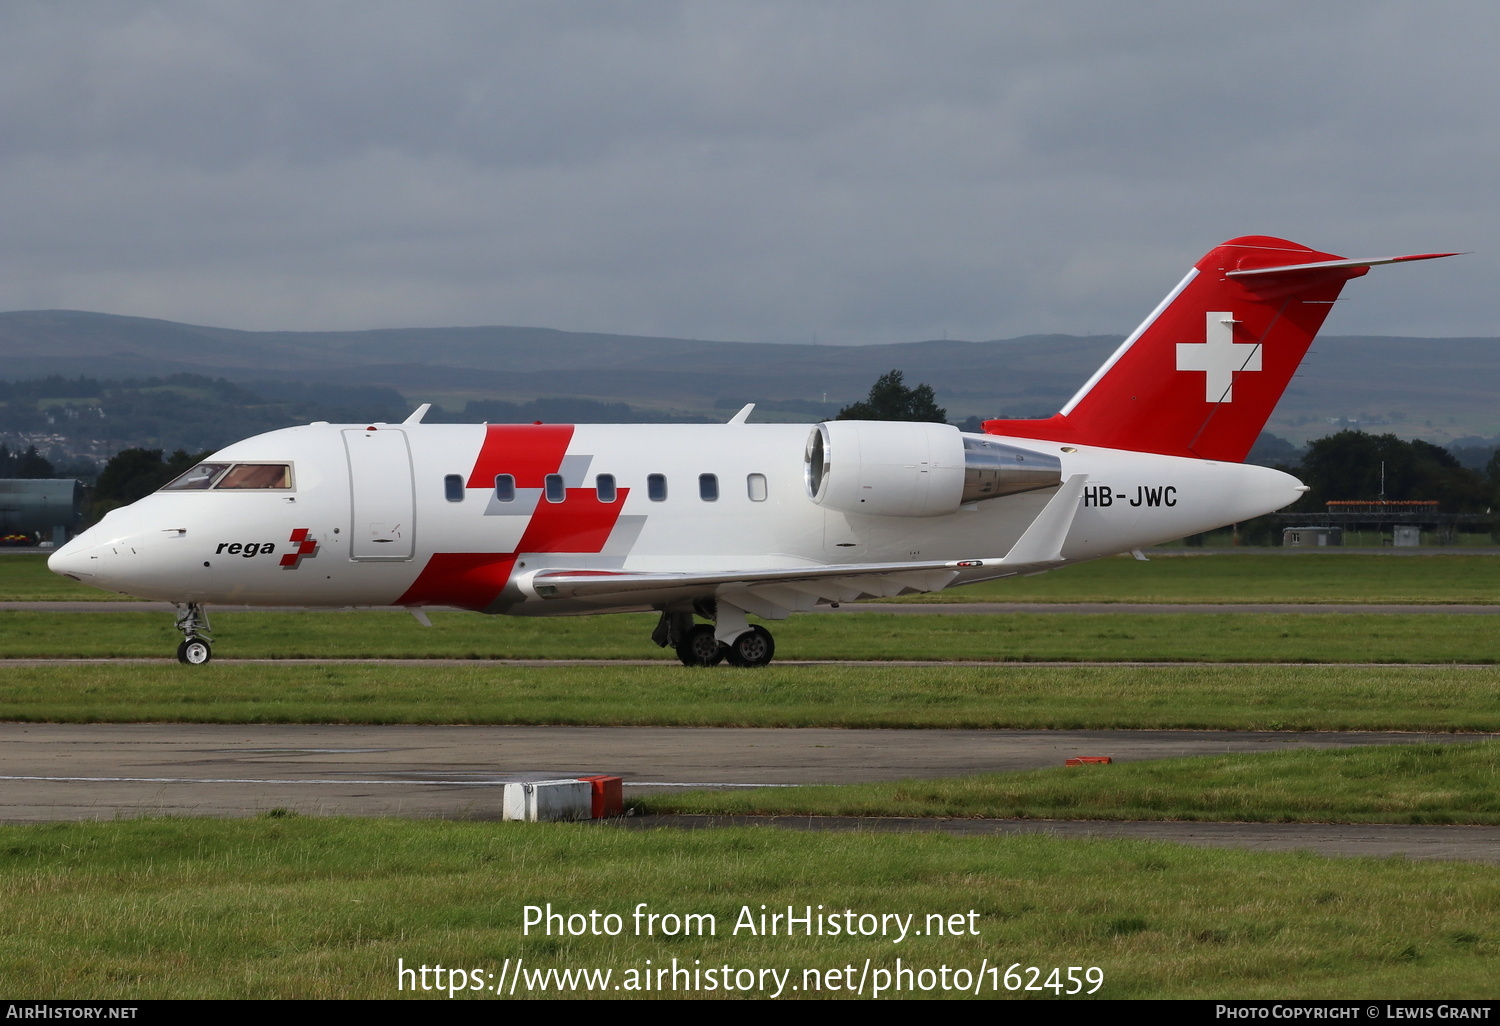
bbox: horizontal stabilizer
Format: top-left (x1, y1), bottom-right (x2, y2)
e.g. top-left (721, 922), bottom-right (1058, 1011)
top-left (1225, 251), bottom-right (1460, 278)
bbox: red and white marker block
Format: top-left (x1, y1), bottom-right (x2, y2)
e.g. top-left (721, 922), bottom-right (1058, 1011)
top-left (501, 776), bottom-right (624, 822)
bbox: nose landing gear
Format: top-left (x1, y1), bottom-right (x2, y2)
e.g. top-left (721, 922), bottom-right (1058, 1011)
top-left (173, 602), bottom-right (213, 665)
top-left (177, 637), bottom-right (212, 665)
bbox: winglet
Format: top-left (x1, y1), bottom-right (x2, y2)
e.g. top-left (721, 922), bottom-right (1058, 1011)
top-left (727, 403), bottom-right (755, 424)
top-left (1001, 473), bottom-right (1088, 565)
top-left (403, 403), bottom-right (432, 425)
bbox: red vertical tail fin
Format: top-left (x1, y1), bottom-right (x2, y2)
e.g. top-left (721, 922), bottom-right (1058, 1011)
top-left (983, 236), bottom-right (1457, 462)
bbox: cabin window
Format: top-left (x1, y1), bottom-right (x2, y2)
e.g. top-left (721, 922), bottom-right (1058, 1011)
top-left (545, 474), bottom-right (566, 503)
top-left (698, 473), bottom-right (719, 501)
top-left (494, 474), bottom-right (515, 502)
top-left (596, 474), bottom-right (617, 503)
top-left (444, 474), bottom-right (464, 502)
top-left (747, 473), bottom-right (768, 501)
top-left (647, 474), bottom-right (667, 501)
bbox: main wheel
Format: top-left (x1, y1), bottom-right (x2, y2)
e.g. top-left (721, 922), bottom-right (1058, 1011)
top-left (675, 624), bottom-right (725, 667)
top-left (177, 637), bottom-right (212, 665)
top-left (724, 625), bottom-right (775, 668)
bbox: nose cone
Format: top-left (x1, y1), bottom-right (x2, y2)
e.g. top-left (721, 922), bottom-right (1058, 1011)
top-left (46, 536), bottom-right (94, 581)
top-left (46, 507), bottom-right (142, 593)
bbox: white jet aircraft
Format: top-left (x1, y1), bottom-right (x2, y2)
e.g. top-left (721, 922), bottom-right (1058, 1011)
top-left (48, 236), bottom-right (1455, 666)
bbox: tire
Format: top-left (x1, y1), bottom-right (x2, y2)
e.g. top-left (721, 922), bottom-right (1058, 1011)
top-left (177, 637), bottom-right (213, 665)
top-left (724, 625), bottom-right (775, 668)
top-left (675, 624), bottom-right (725, 667)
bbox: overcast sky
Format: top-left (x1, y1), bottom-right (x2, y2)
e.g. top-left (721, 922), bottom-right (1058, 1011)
top-left (0, 1), bottom-right (1493, 343)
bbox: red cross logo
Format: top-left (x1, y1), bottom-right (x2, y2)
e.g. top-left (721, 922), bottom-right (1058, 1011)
top-left (279, 528), bottom-right (318, 568)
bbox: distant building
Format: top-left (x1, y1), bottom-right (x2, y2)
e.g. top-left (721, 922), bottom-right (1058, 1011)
top-left (1392, 525), bottom-right (1423, 547)
top-left (0, 479), bottom-right (84, 545)
top-left (1277, 500), bottom-right (1489, 547)
top-left (1283, 526), bottom-right (1343, 547)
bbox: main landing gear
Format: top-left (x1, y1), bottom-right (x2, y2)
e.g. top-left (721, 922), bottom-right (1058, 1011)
top-left (652, 609), bottom-right (776, 668)
top-left (723, 624), bottom-right (775, 668)
top-left (174, 602), bottom-right (213, 665)
top-left (675, 623), bottom-right (725, 667)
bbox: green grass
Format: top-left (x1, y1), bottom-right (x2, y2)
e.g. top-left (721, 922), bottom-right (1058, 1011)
top-left (0, 818), bottom-right (1494, 999)
top-left (905, 551), bottom-right (1500, 604)
top-left (14, 551), bottom-right (1500, 1002)
top-left (2, 662), bottom-right (1498, 731)
top-left (0, 553), bottom-right (145, 600)
top-left (13, 550), bottom-right (1500, 604)
top-left (5, 607), bottom-right (1500, 663)
top-left (8, 553), bottom-right (1500, 1000)
top-left (640, 743), bottom-right (1500, 824)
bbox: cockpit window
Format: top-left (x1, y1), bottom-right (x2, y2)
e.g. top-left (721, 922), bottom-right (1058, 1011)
top-left (216, 464), bottom-right (292, 489)
top-left (160, 462), bottom-right (293, 491)
top-left (161, 463), bottom-right (231, 490)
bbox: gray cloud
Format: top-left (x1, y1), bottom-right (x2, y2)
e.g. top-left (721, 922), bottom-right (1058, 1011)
top-left (0, 1), bottom-right (1493, 342)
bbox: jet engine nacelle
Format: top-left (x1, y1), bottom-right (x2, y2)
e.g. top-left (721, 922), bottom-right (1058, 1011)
top-left (804, 421), bottom-right (1062, 517)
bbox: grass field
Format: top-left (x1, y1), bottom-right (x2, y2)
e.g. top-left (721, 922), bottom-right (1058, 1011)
top-left (5, 606), bottom-right (1500, 663)
top-left (6, 550), bottom-right (1500, 999)
top-left (0, 553), bottom-right (143, 601)
top-left (900, 551), bottom-right (1500, 604)
top-left (2, 661), bottom-right (1499, 732)
top-left (639, 743), bottom-right (1500, 824)
top-left (10, 550), bottom-right (1500, 604)
top-left (1, 817), bottom-right (1495, 1000)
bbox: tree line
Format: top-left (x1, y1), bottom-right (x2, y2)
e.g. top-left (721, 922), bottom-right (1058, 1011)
top-left (1282, 430), bottom-right (1497, 514)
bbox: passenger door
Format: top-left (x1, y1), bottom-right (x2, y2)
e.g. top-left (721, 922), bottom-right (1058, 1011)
top-left (343, 428), bottom-right (415, 560)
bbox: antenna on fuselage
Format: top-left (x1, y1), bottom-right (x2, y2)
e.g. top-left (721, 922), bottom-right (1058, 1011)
top-left (403, 403), bottom-right (432, 425)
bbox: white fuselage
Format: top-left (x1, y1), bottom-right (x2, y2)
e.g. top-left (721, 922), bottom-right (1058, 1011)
top-left (49, 420), bottom-right (1304, 612)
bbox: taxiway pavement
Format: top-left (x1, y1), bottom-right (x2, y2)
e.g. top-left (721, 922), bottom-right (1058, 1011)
top-left (3, 723), bottom-right (1496, 863)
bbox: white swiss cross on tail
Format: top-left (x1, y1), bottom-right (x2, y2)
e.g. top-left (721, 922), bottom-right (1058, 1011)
top-left (1175, 311), bottom-right (1261, 403)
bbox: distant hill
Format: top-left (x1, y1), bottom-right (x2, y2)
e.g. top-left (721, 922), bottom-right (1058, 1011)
top-left (0, 310), bottom-right (1495, 441)
top-left (0, 310), bottom-right (1118, 420)
top-left (1270, 335), bottom-right (1500, 443)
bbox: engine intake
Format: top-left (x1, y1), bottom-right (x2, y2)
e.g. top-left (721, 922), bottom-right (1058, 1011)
top-left (805, 422), bottom-right (1061, 518)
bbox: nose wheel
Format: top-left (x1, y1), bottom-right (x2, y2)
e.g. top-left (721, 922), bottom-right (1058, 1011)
top-left (173, 602), bottom-right (214, 666)
top-left (177, 638), bottom-right (212, 665)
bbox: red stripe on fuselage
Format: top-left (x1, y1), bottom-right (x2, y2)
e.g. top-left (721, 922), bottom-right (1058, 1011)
top-left (519, 487), bottom-right (631, 553)
top-left (466, 424), bottom-right (574, 488)
top-left (397, 425), bottom-right (632, 610)
top-left (394, 553), bottom-right (517, 611)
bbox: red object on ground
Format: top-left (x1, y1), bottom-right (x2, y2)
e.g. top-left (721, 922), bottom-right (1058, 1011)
top-left (1065, 757), bottom-right (1113, 766)
top-left (577, 775), bottom-right (623, 818)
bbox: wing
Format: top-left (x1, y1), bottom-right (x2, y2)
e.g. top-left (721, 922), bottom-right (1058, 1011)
top-left (511, 474), bottom-right (1088, 619)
